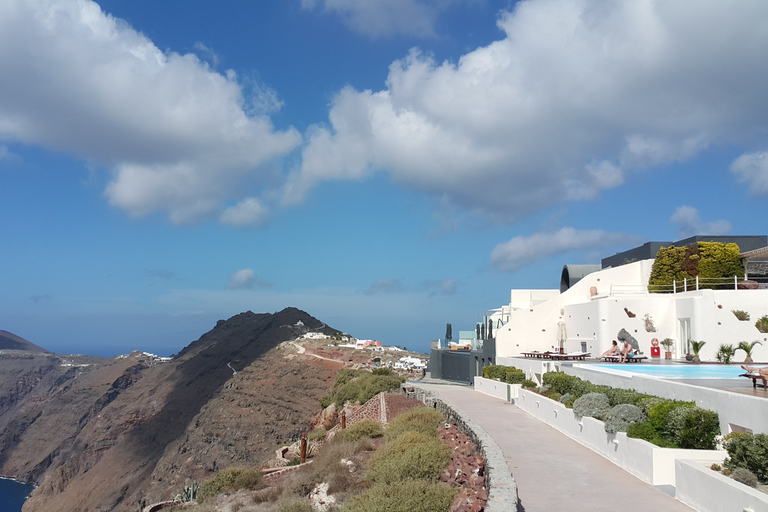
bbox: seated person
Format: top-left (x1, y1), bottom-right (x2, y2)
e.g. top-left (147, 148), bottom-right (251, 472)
top-left (741, 365), bottom-right (768, 386)
top-left (597, 340), bottom-right (621, 359)
top-left (619, 340), bottom-right (634, 362)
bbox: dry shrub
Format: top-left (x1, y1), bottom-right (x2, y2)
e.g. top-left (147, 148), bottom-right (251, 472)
top-left (198, 467), bottom-right (262, 501)
top-left (335, 419), bottom-right (384, 442)
top-left (384, 407), bottom-right (444, 440)
top-left (341, 480), bottom-right (457, 512)
top-left (366, 432), bottom-right (450, 484)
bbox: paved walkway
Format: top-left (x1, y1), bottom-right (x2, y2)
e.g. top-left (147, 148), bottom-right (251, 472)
top-left (413, 381), bottom-right (693, 512)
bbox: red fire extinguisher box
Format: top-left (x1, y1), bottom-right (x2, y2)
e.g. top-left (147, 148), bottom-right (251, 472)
top-left (651, 346), bottom-right (660, 357)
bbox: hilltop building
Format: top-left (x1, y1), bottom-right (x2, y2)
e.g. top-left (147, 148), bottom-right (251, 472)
top-left (432, 235), bottom-right (768, 382)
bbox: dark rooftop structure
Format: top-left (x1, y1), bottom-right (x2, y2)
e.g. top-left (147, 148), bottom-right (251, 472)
top-left (601, 235), bottom-right (768, 269)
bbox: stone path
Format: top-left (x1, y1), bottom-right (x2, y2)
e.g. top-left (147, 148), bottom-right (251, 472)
top-left (413, 382), bottom-right (693, 512)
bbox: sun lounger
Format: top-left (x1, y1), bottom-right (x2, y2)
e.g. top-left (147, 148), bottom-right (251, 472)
top-left (603, 355), bottom-right (647, 363)
top-left (521, 351), bottom-right (553, 359)
top-left (739, 371), bottom-right (767, 388)
top-left (549, 352), bottom-right (591, 361)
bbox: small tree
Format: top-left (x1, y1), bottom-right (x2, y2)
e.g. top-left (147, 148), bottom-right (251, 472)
top-left (690, 340), bottom-right (706, 363)
top-left (737, 340), bottom-right (762, 363)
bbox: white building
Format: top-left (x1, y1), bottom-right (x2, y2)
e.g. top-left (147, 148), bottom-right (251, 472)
top-left (495, 259), bottom-right (768, 362)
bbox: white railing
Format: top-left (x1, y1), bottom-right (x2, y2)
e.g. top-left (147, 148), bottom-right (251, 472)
top-left (610, 275), bottom-right (749, 296)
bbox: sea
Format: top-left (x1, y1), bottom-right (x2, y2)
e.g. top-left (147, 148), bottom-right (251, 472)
top-left (0, 478), bottom-right (35, 512)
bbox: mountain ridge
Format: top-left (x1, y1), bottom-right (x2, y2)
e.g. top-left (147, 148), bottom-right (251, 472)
top-left (0, 307), bottom-right (346, 511)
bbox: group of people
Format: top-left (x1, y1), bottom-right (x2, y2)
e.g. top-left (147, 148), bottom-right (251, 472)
top-left (597, 339), bottom-right (635, 362)
top-left (742, 365), bottom-right (768, 387)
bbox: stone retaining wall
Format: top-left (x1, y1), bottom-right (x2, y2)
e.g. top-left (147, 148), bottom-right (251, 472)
top-left (401, 384), bottom-right (520, 512)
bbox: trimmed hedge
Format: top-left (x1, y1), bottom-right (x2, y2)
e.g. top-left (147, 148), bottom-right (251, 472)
top-left (482, 364), bottom-right (526, 384)
top-left (572, 393), bottom-right (611, 420)
top-left (604, 404), bottom-right (646, 434)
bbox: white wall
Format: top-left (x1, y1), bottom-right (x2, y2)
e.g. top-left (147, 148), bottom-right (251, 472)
top-left (514, 389), bottom-right (725, 486)
top-left (495, 260), bottom-right (768, 362)
top-left (675, 459), bottom-right (768, 512)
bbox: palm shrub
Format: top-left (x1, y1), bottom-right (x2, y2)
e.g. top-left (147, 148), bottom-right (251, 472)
top-left (723, 432), bottom-right (768, 483)
top-left (572, 393), bottom-right (611, 420)
top-left (737, 340), bottom-right (762, 363)
top-left (690, 340), bottom-right (706, 363)
top-left (604, 404), bottom-right (646, 434)
top-left (715, 343), bottom-right (736, 364)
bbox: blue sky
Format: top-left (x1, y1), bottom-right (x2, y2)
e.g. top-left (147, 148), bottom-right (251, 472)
top-left (1, 0), bottom-right (768, 356)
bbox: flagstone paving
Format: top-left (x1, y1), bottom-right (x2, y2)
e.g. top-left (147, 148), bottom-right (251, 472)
top-left (413, 381), bottom-right (694, 512)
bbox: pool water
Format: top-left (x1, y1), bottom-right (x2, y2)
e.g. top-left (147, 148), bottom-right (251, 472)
top-left (584, 363), bottom-right (754, 379)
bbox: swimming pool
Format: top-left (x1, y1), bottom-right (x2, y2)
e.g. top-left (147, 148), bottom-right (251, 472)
top-left (580, 363), bottom-right (753, 379)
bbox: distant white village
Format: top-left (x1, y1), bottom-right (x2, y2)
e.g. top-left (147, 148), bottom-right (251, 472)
top-left (299, 332), bottom-right (428, 371)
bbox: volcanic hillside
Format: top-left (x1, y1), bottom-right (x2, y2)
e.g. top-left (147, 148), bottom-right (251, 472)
top-left (0, 308), bottom-right (347, 512)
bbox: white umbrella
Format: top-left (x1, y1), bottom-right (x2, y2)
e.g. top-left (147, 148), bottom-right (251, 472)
top-left (556, 321), bottom-right (567, 353)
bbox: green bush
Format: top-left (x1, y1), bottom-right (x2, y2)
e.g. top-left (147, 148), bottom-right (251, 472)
top-left (724, 433), bottom-right (768, 483)
top-left (335, 419), bottom-right (384, 442)
top-left (572, 393), bottom-right (611, 420)
top-left (626, 421), bottom-right (676, 447)
top-left (521, 379), bottom-right (537, 389)
top-left (483, 365), bottom-right (506, 380)
top-left (604, 404), bottom-right (646, 434)
top-left (604, 388), bottom-right (649, 407)
top-left (731, 468), bottom-right (759, 488)
top-left (636, 397), bottom-right (665, 416)
top-left (385, 407), bottom-right (444, 440)
top-left (677, 408), bottom-right (720, 449)
top-left (505, 369), bottom-right (526, 384)
top-left (342, 480), bottom-right (458, 512)
top-left (372, 368), bottom-right (395, 376)
top-left (308, 428), bottom-right (327, 441)
top-left (648, 242), bottom-right (744, 292)
top-left (648, 400), bottom-right (695, 431)
top-left (366, 432), bottom-right (451, 484)
top-left (542, 372), bottom-right (591, 397)
top-left (198, 467), bottom-right (262, 501)
top-left (323, 370), bottom-right (404, 408)
top-left (559, 393), bottom-right (576, 408)
top-left (664, 404), bottom-right (697, 439)
top-left (732, 310), bottom-right (750, 321)
top-left (756, 315), bottom-right (768, 334)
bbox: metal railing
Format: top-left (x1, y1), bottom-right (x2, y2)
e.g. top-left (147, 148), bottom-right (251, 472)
top-left (610, 275), bottom-right (749, 295)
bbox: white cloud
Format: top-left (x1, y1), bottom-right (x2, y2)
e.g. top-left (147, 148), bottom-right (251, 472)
top-left (731, 151), bottom-right (768, 195)
top-left (226, 269), bottom-right (271, 290)
top-left (301, 0), bottom-right (451, 38)
top-left (0, 0), bottom-right (301, 224)
top-left (220, 198), bottom-right (270, 226)
top-left (670, 206), bottom-right (731, 238)
top-left (421, 278), bottom-right (458, 295)
top-left (362, 278), bottom-right (404, 295)
top-left (490, 227), bottom-right (634, 272)
top-left (291, 0), bottom-right (768, 222)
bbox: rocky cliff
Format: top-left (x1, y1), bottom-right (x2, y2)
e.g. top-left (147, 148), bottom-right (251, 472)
top-left (0, 308), bottom-right (345, 511)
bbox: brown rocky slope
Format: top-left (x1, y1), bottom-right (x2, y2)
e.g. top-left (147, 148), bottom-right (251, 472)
top-left (0, 308), bottom-right (346, 511)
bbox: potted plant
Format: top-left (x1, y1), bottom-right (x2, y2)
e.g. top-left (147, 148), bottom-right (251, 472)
top-left (660, 338), bottom-right (674, 359)
top-left (737, 340), bottom-right (762, 363)
top-left (690, 340), bottom-right (706, 363)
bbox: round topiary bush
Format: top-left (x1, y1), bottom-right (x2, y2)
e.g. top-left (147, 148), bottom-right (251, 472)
top-left (604, 404), bottom-right (646, 434)
top-left (732, 467), bottom-right (759, 488)
top-left (572, 393), bottom-right (611, 420)
top-left (559, 393), bottom-right (576, 408)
